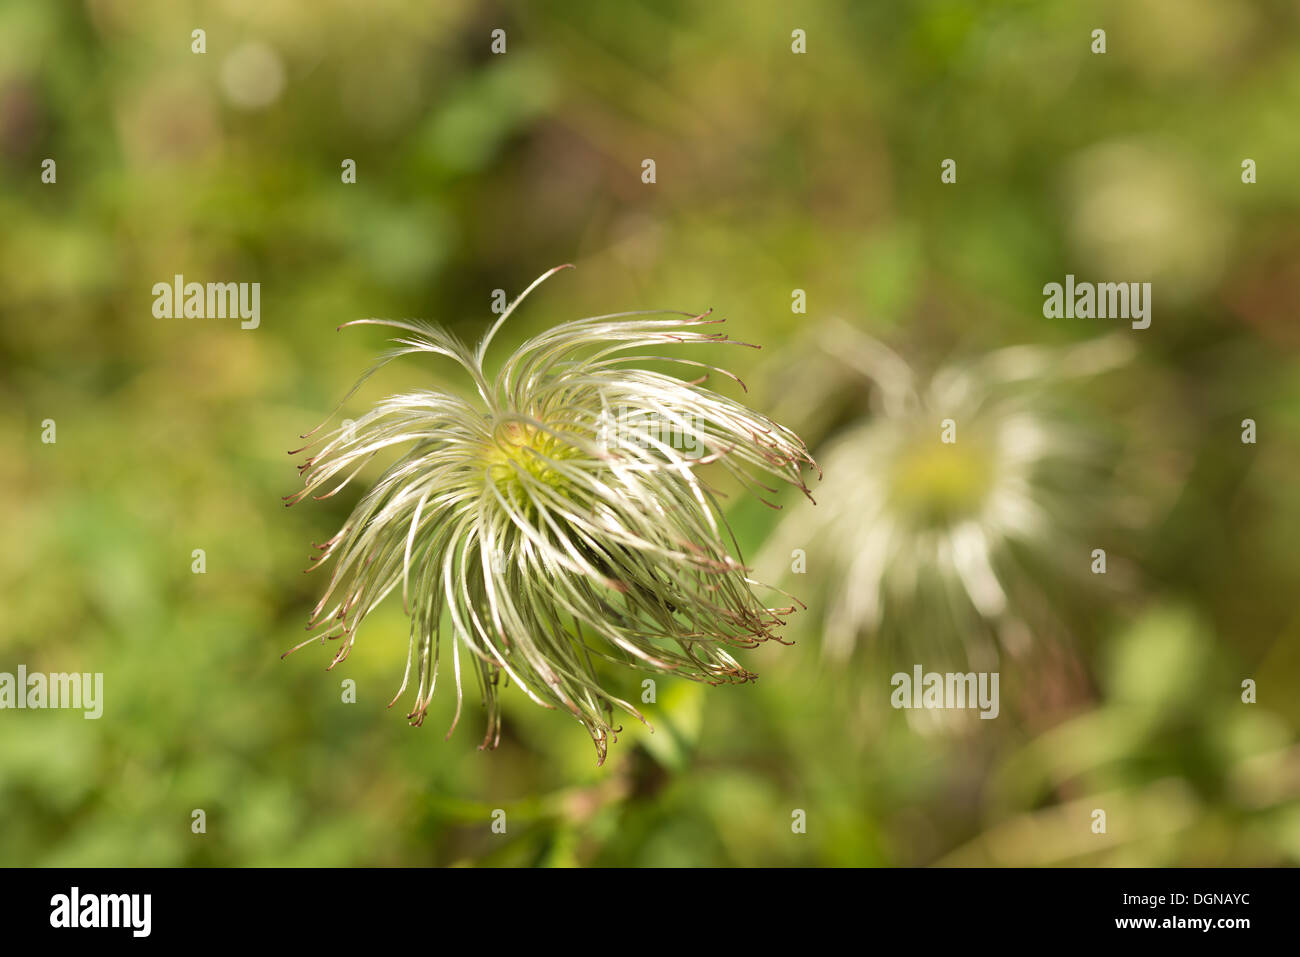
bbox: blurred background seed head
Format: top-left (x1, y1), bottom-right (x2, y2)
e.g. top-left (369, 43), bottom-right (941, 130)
top-left (760, 328), bottom-right (1135, 675)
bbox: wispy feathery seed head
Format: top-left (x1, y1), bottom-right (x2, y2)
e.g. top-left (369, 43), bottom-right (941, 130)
top-left (285, 266), bottom-right (818, 764)
top-left (760, 322), bottom-right (1132, 669)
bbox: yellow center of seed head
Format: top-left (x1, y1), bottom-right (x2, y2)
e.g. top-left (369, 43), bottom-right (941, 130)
top-left (887, 436), bottom-right (996, 528)
top-left (482, 419), bottom-right (573, 492)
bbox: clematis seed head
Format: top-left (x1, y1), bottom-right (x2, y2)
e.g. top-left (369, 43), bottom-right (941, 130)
top-left (285, 266), bottom-right (818, 764)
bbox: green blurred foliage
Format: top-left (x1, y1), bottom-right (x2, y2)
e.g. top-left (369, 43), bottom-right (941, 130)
top-left (2, 0), bottom-right (1299, 866)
